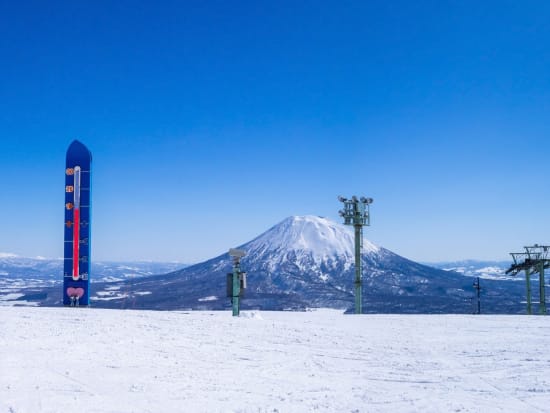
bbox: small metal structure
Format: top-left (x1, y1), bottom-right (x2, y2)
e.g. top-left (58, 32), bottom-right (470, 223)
top-left (228, 248), bottom-right (247, 316)
top-left (506, 244), bottom-right (550, 315)
top-left (472, 277), bottom-right (481, 314)
top-left (338, 195), bottom-right (373, 314)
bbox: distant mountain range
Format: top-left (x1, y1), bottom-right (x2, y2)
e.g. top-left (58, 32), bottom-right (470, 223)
top-left (1, 217), bottom-right (530, 313)
top-left (426, 260), bottom-right (514, 280)
top-left (0, 255), bottom-right (185, 306)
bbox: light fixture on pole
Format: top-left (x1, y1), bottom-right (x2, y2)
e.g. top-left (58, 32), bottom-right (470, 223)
top-left (338, 195), bottom-right (373, 314)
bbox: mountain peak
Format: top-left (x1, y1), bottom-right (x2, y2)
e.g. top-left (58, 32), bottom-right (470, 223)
top-left (243, 215), bottom-right (379, 261)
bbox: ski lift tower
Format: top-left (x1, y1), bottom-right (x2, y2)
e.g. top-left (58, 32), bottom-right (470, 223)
top-left (506, 244), bottom-right (550, 315)
top-left (338, 195), bottom-right (373, 314)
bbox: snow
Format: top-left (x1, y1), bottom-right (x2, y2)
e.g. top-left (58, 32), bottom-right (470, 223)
top-left (245, 215), bottom-right (379, 263)
top-left (1, 308), bottom-right (549, 413)
top-left (104, 285), bottom-right (122, 291)
top-left (0, 293), bottom-right (24, 302)
top-left (436, 262), bottom-right (516, 281)
top-left (444, 265), bottom-right (518, 281)
top-left (0, 252), bottom-right (18, 258)
top-left (92, 293), bottom-right (129, 301)
top-left (198, 295), bottom-right (218, 302)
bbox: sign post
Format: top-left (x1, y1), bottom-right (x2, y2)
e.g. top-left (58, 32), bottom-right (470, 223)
top-left (228, 248), bottom-right (246, 316)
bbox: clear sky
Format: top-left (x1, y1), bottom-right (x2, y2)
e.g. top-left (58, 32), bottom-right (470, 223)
top-left (1, 1), bottom-right (549, 263)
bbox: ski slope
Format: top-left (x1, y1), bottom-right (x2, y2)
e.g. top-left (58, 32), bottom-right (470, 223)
top-left (1, 308), bottom-right (549, 413)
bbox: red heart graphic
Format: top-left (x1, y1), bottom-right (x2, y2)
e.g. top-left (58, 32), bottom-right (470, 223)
top-left (67, 287), bottom-right (85, 299)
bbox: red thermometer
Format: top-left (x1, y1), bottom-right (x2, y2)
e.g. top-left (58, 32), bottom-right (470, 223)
top-left (72, 166), bottom-right (81, 280)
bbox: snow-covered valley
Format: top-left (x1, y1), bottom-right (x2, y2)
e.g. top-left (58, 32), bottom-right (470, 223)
top-left (1, 307), bottom-right (549, 413)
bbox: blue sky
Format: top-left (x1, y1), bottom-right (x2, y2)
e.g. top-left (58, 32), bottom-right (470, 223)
top-left (1, 1), bottom-right (549, 263)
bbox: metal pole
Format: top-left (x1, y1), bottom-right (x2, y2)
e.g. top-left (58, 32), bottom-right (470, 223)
top-left (525, 268), bottom-right (532, 315)
top-left (540, 263), bottom-right (546, 315)
top-left (354, 224), bottom-right (362, 314)
top-left (478, 279), bottom-right (481, 314)
top-left (475, 277), bottom-right (481, 314)
top-left (338, 195), bottom-right (372, 315)
top-left (232, 259), bottom-right (240, 316)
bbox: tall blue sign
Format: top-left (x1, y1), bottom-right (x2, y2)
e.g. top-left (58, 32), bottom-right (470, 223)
top-left (63, 140), bottom-right (92, 306)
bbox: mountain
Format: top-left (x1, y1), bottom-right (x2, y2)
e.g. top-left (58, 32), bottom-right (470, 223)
top-left (426, 260), bottom-right (515, 280)
top-left (66, 215), bottom-right (526, 313)
top-left (7, 216), bottom-right (528, 313)
top-left (0, 255), bottom-right (186, 306)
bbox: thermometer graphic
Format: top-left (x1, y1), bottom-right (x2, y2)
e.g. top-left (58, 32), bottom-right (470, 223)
top-left (72, 166), bottom-right (81, 280)
top-left (63, 140), bottom-right (92, 306)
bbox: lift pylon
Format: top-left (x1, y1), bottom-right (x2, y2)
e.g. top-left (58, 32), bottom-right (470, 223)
top-left (506, 245), bottom-right (550, 315)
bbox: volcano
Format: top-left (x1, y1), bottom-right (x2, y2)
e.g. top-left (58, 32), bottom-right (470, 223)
top-left (75, 215), bottom-right (525, 313)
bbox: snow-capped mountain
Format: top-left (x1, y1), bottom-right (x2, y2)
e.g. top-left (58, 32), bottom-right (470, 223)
top-left (78, 215), bottom-right (526, 313)
top-left (246, 215), bottom-right (378, 263)
top-left (427, 260), bottom-right (514, 280)
top-left (9, 216), bottom-right (527, 312)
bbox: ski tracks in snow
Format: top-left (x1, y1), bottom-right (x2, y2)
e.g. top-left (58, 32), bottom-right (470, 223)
top-left (1, 308), bottom-right (550, 412)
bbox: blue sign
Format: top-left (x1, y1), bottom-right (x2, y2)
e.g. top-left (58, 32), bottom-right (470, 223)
top-left (63, 140), bottom-right (92, 306)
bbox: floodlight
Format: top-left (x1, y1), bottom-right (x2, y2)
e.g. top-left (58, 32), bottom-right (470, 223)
top-left (229, 248), bottom-right (246, 258)
top-left (337, 194), bottom-right (374, 314)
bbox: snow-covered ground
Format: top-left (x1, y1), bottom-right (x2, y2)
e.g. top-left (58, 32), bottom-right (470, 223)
top-left (1, 308), bottom-right (549, 413)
